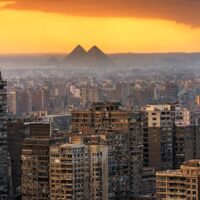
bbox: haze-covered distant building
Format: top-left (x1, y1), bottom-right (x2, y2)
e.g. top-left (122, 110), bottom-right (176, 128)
top-left (164, 82), bottom-right (178, 101)
top-left (8, 91), bottom-right (17, 114)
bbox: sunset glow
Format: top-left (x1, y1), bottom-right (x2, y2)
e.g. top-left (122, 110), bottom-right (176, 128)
top-left (0, 1), bottom-right (200, 54)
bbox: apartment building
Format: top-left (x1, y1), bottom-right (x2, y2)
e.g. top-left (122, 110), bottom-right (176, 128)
top-left (144, 103), bottom-right (194, 170)
top-left (50, 143), bottom-right (89, 200)
top-left (71, 102), bottom-right (129, 134)
top-left (50, 142), bottom-right (109, 200)
top-left (21, 123), bottom-right (51, 200)
top-left (0, 72), bottom-right (9, 199)
top-left (156, 160), bottom-right (200, 199)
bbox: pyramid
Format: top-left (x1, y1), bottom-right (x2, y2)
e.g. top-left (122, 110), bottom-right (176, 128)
top-left (87, 46), bottom-right (115, 67)
top-left (65, 45), bottom-right (116, 68)
top-left (64, 45), bottom-right (87, 67)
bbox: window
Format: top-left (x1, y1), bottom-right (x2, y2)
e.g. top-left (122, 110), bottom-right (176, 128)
top-left (192, 185), bottom-right (196, 189)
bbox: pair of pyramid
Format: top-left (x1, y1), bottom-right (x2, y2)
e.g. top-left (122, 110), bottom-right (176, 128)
top-left (65, 45), bottom-right (115, 67)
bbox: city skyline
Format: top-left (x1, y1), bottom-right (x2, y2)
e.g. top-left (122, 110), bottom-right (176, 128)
top-left (1, 1), bottom-right (200, 200)
top-left (0, 0), bottom-right (200, 54)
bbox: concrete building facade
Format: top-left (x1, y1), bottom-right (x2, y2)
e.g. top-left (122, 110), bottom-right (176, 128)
top-left (156, 160), bottom-right (200, 199)
top-left (49, 142), bottom-right (109, 200)
top-left (21, 123), bottom-right (51, 200)
top-left (0, 72), bottom-right (9, 199)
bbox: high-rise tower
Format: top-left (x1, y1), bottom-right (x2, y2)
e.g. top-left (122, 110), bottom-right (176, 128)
top-left (0, 72), bottom-right (9, 199)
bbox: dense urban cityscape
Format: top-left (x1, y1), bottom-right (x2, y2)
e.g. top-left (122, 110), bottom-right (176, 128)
top-left (1, 0), bottom-right (200, 200)
top-left (0, 46), bottom-right (200, 199)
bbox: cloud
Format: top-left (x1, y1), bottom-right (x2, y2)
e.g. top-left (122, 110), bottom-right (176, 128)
top-left (1, 0), bottom-right (200, 26)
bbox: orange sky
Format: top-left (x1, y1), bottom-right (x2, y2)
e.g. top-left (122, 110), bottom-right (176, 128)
top-left (0, 0), bottom-right (200, 54)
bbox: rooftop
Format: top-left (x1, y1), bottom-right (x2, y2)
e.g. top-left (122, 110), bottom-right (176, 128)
top-left (183, 159), bottom-right (200, 167)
